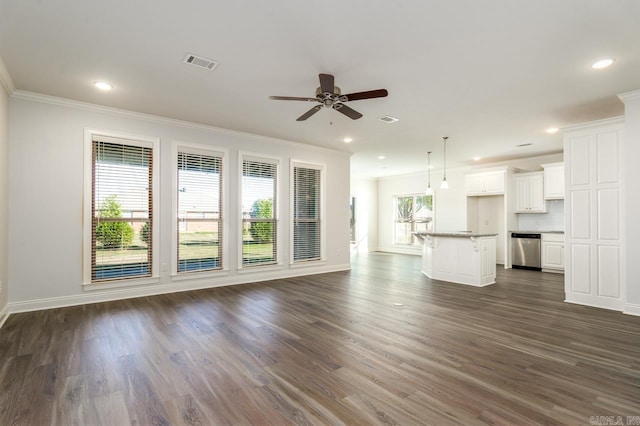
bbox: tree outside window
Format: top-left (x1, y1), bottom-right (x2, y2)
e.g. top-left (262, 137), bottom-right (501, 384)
top-left (394, 194), bottom-right (433, 244)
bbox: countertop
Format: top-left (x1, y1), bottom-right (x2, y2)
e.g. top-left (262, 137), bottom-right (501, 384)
top-left (414, 232), bottom-right (499, 238)
top-left (510, 230), bottom-right (564, 234)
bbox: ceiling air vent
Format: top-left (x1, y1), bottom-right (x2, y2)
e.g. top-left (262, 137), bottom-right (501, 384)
top-left (379, 115), bottom-right (399, 124)
top-left (183, 53), bottom-right (218, 71)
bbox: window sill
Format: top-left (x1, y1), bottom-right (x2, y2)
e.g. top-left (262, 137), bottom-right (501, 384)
top-left (171, 269), bottom-right (229, 282)
top-left (83, 276), bottom-right (160, 291)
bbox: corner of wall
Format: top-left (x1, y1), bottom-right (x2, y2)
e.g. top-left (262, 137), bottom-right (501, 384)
top-left (0, 68), bottom-right (9, 321)
top-left (619, 89), bottom-right (640, 308)
top-left (0, 305), bottom-right (9, 329)
top-left (0, 55), bottom-right (16, 95)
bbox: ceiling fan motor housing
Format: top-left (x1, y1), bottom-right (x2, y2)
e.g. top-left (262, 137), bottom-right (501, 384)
top-left (316, 86), bottom-right (343, 107)
top-left (269, 74), bottom-right (388, 121)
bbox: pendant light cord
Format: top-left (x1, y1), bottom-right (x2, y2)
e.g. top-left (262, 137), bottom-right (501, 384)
top-left (427, 151), bottom-right (431, 188)
top-left (443, 136), bottom-right (448, 180)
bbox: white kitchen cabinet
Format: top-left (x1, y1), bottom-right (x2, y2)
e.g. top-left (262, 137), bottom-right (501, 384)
top-left (541, 162), bottom-right (565, 199)
top-left (564, 118), bottom-right (623, 312)
top-left (420, 233), bottom-right (497, 286)
top-left (542, 233), bottom-right (564, 272)
top-left (465, 171), bottom-right (505, 196)
top-left (513, 172), bottom-right (546, 213)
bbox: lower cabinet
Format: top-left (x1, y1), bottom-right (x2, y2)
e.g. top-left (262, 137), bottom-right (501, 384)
top-left (541, 233), bottom-right (564, 272)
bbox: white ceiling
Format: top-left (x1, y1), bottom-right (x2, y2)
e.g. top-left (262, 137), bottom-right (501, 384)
top-left (1, 0), bottom-right (639, 178)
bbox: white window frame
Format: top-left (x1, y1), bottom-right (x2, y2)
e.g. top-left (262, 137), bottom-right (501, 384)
top-left (171, 142), bottom-right (229, 279)
top-left (238, 152), bottom-right (282, 271)
top-left (82, 128), bottom-right (160, 288)
top-left (393, 193), bottom-right (435, 246)
top-left (290, 160), bottom-right (326, 265)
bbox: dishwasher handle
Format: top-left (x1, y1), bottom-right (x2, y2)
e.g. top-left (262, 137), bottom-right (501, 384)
top-left (511, 233), bottom-right (541, 239)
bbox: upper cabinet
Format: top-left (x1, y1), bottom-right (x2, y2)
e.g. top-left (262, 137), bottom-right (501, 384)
top-left (541, 162), bottom-right (564, 199)
top-left (465, 170), bottom-right (505, 196)
top-left (514, 172), bottom-right (546, 213)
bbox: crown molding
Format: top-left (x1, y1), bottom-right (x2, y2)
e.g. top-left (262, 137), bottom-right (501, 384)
top-left (0, 55), bottom-right (15, 95)
top-left (618, 88), bottom-right (640, 103)
top-left (11, 90), bottom-right (351, 156)
top-left (561, 116), bottom-right (624, 133)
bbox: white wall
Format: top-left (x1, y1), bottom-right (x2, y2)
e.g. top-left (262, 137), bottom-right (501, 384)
top-left (620, 90), bottom-right (640, 314)
top-left (8, 94), bottom-right (351, 310)
top-left (350, 177), bottom-right (378, 252)
top-left (0, 76), bottom-right (9, 320)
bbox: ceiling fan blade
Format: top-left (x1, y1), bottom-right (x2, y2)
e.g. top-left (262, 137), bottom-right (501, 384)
top-left (296, 105), bottom-right (323, 121)
top-left (333, 103), bottom-right (363, 120)
top-left (319, 74), bottom-right (334, 94)
top-left (343, 89), bottom-right (389, 101)
top-left (269, 96), bottom-right (318, 102)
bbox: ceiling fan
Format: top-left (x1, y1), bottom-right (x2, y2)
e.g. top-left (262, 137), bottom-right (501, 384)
top-left (269, 73), bottom-right (388, 121)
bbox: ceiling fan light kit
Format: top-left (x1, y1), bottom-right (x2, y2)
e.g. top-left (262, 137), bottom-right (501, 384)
top-left (269, 73), bottom-right (388, 121)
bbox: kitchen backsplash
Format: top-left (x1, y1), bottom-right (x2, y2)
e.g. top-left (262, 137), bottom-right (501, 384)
top-left (517, 199), bottom-right (564, 231)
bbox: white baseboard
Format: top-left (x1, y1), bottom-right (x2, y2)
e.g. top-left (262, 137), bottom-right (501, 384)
top-left (564, 294), bottom-right (624, 312)
top-left (377, 245), bottom-right (422, 256)
top-left (542, 268), bottom-right (564, 274)
top-left (8, 263), bottom-right (351, 314)
top-left (0, 304), bottom-right (9, 330)
top-left (624, 303), bottom-right (640, 316)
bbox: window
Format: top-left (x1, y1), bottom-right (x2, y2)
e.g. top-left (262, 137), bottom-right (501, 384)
top-left (292, 162), bottom-right (323, 262)
top-left (176, 149), bottom-right (223, 273)
top-left (90, 136), bottom-right (154, 282)
top-left (241, 157), bottom-right (278, 267)
top-left (394, 194), bottom-right (433, 245)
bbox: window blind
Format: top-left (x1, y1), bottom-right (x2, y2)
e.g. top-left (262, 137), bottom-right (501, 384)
top-left (177, 151), bottom-right (223, 273)
top-left (242, 159), bottom-right (277, 266)
top-left (293, 165), bottom-right (321, 262)
top-left (92, 139), bottom-right (152, 281)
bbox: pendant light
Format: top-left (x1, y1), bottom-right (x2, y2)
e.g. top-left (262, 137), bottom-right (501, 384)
top-left (440, 136), bottom-right (449, 189)
top-left (425, 151), bottom-right (433, 195)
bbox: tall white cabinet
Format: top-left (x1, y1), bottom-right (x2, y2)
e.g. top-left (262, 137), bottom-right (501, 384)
top-left (564, 117), bottom-right (624, 311)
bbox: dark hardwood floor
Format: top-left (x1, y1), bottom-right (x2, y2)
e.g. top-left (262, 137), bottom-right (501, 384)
top-left (1, 252), bottom-right (639, 425)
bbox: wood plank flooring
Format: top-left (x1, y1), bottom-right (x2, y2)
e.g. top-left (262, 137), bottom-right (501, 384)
top-left (1, 252), bottom-right (639, 425)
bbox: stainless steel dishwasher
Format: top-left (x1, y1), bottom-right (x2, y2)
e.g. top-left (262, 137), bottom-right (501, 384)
top-left (511, 233), bottom-right (541, 270)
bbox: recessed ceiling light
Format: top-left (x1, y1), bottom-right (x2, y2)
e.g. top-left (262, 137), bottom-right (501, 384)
top-left (546, 127), bottom-right (559, 134)
top-left (378, 155), bottom-right (386, 160)
top-left (343, 137), bottom-right (353, 143)
top-left (592, 58), bottom-right (614, 69)
top-left (473, 157), bottom-right (481, 161)
top-left (93, 81), bottom-right (113, 91)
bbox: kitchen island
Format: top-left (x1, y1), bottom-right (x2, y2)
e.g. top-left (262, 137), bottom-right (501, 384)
top-left (415, 232), bottom-right (498, 286)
